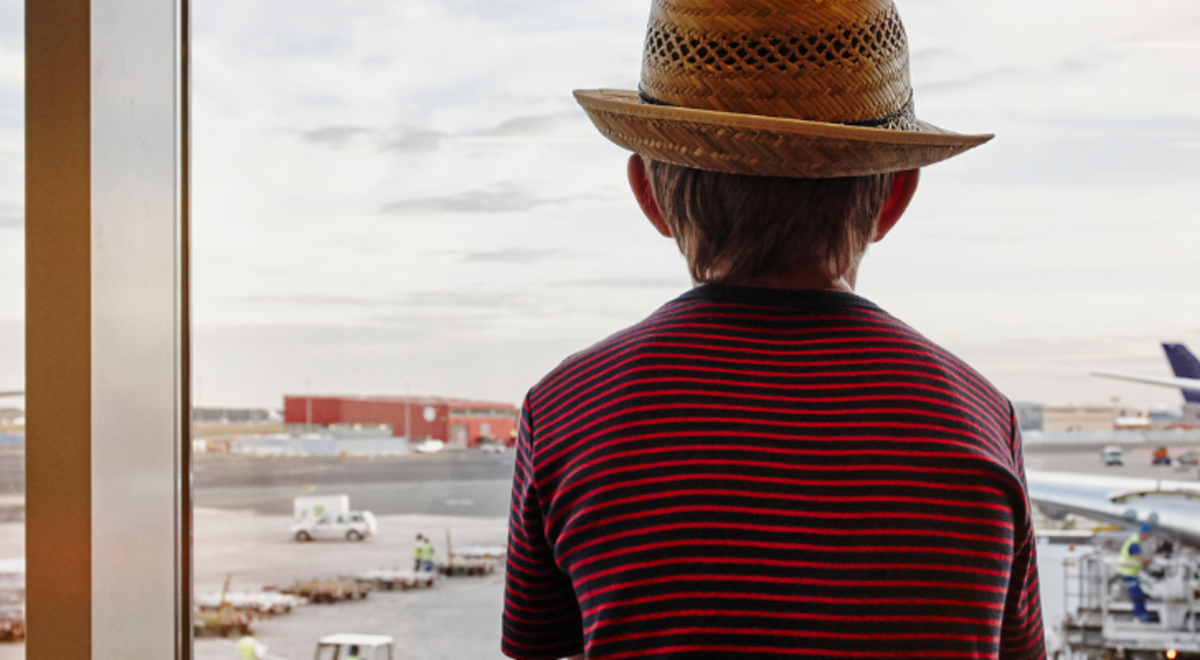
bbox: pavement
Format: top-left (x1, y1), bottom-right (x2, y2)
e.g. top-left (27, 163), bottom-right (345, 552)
top-left (192, 509), bottom-right (509, 660)
top-left (0, 442), bottom-right (1196, 659)
top-left (1024, 441), bottom-right (1200, 482)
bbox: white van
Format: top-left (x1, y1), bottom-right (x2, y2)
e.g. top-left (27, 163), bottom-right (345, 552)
top-left (290, 510), bottom-right (378, 542)
top-left (315, 634), bottom-right (394, 660)
top-left (1100, 445), bottom-right (1123, 467)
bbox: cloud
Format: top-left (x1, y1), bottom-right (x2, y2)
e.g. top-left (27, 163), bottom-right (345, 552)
top-left (383, 128), bottom-right (444, 152)
top-left (241, 293), bottom-right (393, 308)
top-left (241, 289), bottom-right (537, 314)
top-left (918, 67), bottom-right (1027, 94)
top-left (380, 183), bottom-right (557, 215)
top-left (460, 249), bottom-right (560, 264)
top-left (298, 125), bottom-right (374, 147)
top-left (297, 115), bottom-right (567, 155)
top-left (553, 277), bottom-right (688, 289)
top-left (470, 114), bottom-right (564, 138)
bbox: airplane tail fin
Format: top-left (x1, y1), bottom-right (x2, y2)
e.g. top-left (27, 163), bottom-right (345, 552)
top-left (1162, 343), bottom-right (1200, 404)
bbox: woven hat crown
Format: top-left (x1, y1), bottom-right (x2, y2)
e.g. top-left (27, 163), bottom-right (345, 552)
top-left (640, 0), bottom-right (915, 129)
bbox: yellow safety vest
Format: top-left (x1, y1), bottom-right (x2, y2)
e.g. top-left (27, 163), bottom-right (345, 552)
top-left (1117, 533), bottom-right (1143, 578)
top-left (237, 636), bottom-right (257, 660)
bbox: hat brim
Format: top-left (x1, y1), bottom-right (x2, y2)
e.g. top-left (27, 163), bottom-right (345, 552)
top-left (575, 89), bottom-right (993, 178)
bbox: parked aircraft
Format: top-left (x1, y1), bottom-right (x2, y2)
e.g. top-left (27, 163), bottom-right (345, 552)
top-left (1027, 470), bottom-right (1200, 548)
top-left (1092, 343), bottom-right (1200, 420)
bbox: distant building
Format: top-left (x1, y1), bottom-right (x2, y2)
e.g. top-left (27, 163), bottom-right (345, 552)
top-left (192, 407), bottom-right (278, 424)
top-left (282, 395), bottom-right (518, 449)
top-left (1041, 405), bottom-right (1116, 433)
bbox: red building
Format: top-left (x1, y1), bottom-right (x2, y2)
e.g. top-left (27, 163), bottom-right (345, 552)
top-left (282, 395), bottom-right (518, 449)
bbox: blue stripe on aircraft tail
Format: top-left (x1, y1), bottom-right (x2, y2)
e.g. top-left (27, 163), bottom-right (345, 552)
top-left (1162, 343), bottom-right (1200, 404)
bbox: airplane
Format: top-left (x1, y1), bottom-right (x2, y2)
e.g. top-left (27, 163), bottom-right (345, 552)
top-left (1027, 470), bottom-right (1200, 548)
top-left (1092, 343), bottom-right (1200, 420)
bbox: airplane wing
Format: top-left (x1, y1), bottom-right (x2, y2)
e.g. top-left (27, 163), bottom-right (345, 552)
top-left (1027, 470), bottom-right (1200, 548)
top-left (1090, 370), bottom-right (1200, 392)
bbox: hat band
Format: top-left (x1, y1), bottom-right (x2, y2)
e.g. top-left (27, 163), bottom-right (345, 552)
top-left (637, 87), bottom-right (917, 131)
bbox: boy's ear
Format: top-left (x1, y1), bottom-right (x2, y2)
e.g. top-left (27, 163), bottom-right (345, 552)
top-left (627, 155), bottom-right (672, 238)
top-left (873, 168), bottom-right (920, 242)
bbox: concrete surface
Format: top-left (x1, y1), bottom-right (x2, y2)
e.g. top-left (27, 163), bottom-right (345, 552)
top-left (0, 442), bottom-right (1195, 658)
top-left (192, 509), bottom-right (509, 660)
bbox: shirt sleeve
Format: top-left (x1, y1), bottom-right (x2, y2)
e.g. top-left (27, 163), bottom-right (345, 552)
top-left (502, 397), bottom-right (584, 660)
top-left (1001, 408), bottom-right (1047, 660)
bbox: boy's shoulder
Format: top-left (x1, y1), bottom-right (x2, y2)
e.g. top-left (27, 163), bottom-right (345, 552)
top-left (530, 284), bottom-right (1011, 417)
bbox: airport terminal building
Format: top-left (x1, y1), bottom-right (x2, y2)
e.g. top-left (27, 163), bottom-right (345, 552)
top-left (282, 395), bottom-right (518, 449)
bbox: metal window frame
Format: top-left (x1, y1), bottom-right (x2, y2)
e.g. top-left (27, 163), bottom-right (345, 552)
top-left (25, 0), bottom-right (192, 657)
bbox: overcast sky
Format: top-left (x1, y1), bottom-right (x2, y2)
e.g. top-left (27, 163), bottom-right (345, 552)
top-left (1, 0), bottom-right (1199, 411)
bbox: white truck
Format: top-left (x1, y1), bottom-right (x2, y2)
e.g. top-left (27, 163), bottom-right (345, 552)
top-left (294, 495), bottom-right (349, 520)
top-left (291, 495), bottom-right (378, 542)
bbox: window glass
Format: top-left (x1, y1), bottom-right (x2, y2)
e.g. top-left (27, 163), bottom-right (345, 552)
top-left (0, 0), bottom-right (23, 658)
top-left (189, 1), bottom-right (1200, 659)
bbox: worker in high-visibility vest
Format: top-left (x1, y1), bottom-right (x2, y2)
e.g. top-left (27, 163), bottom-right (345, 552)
top-left (413, 533), bottom-right (425, 571)
top-left (1117, 523), bottom-right (1154, 623)
top-left (346, 645), bottom-right (361, 660)
top-left (236, 635), bottom-right (265, 659)
top-left (419, 536), bottom-right (435, 572)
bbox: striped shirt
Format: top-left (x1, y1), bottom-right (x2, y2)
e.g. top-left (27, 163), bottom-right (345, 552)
top-left (503, 285), bottom-right (1044, 660)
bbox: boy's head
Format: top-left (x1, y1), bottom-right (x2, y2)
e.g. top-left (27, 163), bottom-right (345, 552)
top-left (575, 0), bottom-right (990, 286)
top-left (629, 155), bottom-right (919, 286)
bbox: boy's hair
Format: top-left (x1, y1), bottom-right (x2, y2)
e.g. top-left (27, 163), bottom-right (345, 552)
top-left (644, 158), bottom-right (895, 284)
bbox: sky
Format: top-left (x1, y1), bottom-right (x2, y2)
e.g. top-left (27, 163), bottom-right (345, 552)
top-left (1, 0), bottom-right (1199, 411)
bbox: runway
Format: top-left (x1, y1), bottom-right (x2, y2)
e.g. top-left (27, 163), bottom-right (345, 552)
top-left (194, 450), bottom-right (518, 517)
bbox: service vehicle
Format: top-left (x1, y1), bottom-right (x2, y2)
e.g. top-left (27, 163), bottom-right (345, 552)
top-left (414, 438), bottom-right (445, 454)
top-left (315, 633), bottom-right (394, 660)
top-left (195, 590), bottom-right (305, 615)
top-left (0, 604), bottom-right (24, 642)
top-left (347, 568), bottom-right (435, 591)
top-left (294, 495), bottom-right (350, 520)
top-left (1043, 533), bottom-right (1200, 659)
top-left (1153, 446), bottom-right (1172, 466)
top-left (279, 579), bottom-right (370, 604)
top-left (194, 575), bottom-right (253, 638)
top-left (1175, 451), bottom-right (1200, 468)
top-left (441, 545), bottom-right (506, 577)
top-left (1101, 446), bottom-right (1124, 467)
top-left (291, 510), bottom-right (378, 542)
top-left (478, 439), bottom-right (505, 454)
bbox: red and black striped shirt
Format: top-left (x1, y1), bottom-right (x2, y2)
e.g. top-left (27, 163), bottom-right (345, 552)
top-left (503, 285), bottom-right (1044, 660)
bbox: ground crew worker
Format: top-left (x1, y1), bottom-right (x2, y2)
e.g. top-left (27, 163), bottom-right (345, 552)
top-left (419, 536), bottom-right (435, 572)
top-left (236, 634), bottom-right (265, 659)
top-left (1117, 523), bottom-right (1154, 623)
top-left (346, 645), bottom-right (361, 660)
top-left (412, 533), bottom-right (425, 571)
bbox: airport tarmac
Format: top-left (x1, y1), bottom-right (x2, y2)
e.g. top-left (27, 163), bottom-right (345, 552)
top-left (0, 441), bottom-right (1197, 659)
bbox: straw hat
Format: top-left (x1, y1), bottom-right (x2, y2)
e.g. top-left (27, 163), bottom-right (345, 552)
top-left (575, 0), bottom-right (992, 178)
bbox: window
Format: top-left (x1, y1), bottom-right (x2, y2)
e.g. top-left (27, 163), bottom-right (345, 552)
top-left (17, 0), bottom-right (1200, 658)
